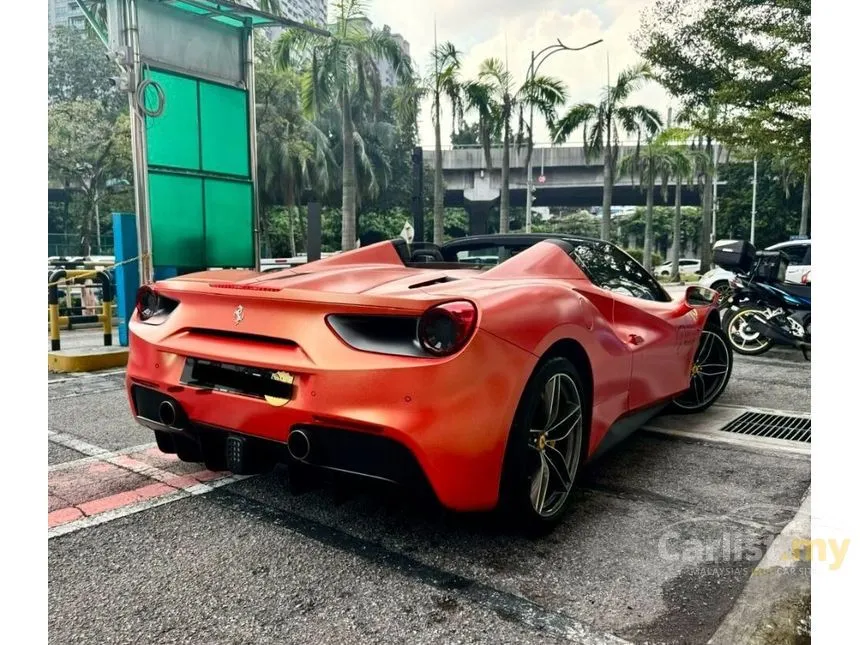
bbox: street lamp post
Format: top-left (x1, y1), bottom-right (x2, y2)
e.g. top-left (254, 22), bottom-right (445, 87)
top-left (525, 38), bottom-right (602, 233)
top-left (750, 155), bottom-right (758, 245)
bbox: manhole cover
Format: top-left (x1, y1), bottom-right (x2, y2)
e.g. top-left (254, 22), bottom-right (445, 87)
top-left (718, 411), bottom-right (811, 443)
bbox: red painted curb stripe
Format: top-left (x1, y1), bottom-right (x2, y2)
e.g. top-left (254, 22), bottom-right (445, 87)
top-left (47, 470), bottom-right (230, 528)
top-left (48, 507), bottom-right (84, 528)
top-left (77, 482), bottom-right (174, 517)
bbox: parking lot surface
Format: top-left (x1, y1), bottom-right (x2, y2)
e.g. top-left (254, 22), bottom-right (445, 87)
top-left (48, 346), bottom-right (810, 645)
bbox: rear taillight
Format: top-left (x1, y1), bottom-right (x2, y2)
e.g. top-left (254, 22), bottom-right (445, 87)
top-left (135, 286), bottom-right (177, 324)
top-left (417, 301), bottom-right (477, 357)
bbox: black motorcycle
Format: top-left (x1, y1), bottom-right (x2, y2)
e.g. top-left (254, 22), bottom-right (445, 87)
top-left (712, 240), bottom-right (811, 361)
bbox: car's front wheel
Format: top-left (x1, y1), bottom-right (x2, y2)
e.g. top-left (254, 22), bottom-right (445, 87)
top-left (669, 325), bottom-right (733, 414)
top-left (500, 357), bottom-right (586, 535)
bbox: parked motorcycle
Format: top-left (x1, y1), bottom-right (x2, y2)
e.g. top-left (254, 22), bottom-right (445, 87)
top-left (712, 240), bottom-right (811, 361)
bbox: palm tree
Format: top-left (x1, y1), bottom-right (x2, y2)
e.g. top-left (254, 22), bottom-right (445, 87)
top-left (774, 155), bottom-right (811, 238)
top-left (470, 58), bottom-right (566, 233)
top-left (255, 44), bottom-right (335, 255)
top-left (551, 63), bottom-right (661, 241)
top-left (429, 41), bottom-right (463, 244)
top-left (619, 133), bottom-right (663, 273)
top-left (675, 103), bottom-right (723, 269)
top-left (653, 129), bottom-right (708, 281)
top-left (461, 80), bottom-right (501, 173)
top-left (274, 0), bottom-right (412, 251)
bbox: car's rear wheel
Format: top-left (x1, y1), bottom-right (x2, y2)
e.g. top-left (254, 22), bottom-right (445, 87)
top-left (669, 326), bottom-right (733, 414)
top-left (499, 357), bottom-right (586, 535)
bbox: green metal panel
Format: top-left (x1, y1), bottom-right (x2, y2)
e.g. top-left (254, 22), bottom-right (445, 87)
top-left (212, 15), bottom-right (245, 27)
top-left (199, 81), bottom-right (250, 177)
top-left (148, 172), bottom-right (205, 267)
top-left (165, 0), bottom-right (280, 26)
top-left (204, 179), bottom-right (254, 267)
top-left (144, 70), bottom-right (200, 171)
top-left (169, 1), bottom-right (210, 15)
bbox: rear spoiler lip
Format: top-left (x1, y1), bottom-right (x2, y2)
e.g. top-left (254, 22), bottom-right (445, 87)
top-left (150, 280), bottom-right (465, 314)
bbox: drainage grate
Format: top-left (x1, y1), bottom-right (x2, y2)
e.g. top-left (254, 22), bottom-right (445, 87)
top-left (718, 411), bottom-right (811, 443)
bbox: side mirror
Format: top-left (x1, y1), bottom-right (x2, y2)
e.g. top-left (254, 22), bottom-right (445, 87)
top-left (685, 285), bottom-right (717, 307)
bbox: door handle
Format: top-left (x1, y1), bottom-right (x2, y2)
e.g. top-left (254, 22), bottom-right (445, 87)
top-left (628, 334), bottom-right (644, 346)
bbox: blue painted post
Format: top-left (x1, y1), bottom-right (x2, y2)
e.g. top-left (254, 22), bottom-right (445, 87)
top-left (154, 267), bottom-right (179, 280)
top-left (111, 212), bottom-right (139, 347)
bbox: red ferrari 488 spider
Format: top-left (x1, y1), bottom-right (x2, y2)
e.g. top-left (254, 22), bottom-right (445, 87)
top-left (126, 234), bottom-right (732, 531)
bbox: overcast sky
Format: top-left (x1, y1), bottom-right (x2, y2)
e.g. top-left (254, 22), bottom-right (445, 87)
top-left (364, 0), bottom-right (675, 148)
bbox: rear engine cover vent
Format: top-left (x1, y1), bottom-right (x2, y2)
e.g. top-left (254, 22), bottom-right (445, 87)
top-left (718, 411), bottom-right (811, 443)
top-left (409, 276), bottom-right (458, 289)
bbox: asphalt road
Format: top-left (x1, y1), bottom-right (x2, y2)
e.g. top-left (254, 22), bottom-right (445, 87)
top-left (48, 348), bottom-right (811, 645)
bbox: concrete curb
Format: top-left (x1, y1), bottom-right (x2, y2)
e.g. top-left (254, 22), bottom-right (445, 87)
top-left (48, 347), bottom-right (129, 373)
top-left (707, 488), bottom-right (811, 644)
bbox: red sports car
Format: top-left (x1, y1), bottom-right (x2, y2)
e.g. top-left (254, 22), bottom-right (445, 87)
top-left (126, 234), bottom-right (732, 531)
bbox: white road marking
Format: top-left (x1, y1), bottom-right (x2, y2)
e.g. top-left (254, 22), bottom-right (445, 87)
top-left (48, 430), bottom-right (252, 538)
top-left (47, 475), bottom-right (249, 539)
top-left (49, 431), bottom-right (221, 486)
top-left (48, 432), bottom-right (113, 457)
top-left (49, 441), bottom-right (158, 472)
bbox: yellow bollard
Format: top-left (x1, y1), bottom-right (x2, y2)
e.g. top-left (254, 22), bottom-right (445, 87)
top-left (49, 304), bottom-right (61, 351)
top-left (102, 299), bottom-right (113, 346)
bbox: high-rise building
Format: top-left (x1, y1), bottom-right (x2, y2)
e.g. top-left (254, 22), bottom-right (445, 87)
top-left (48, 0), bottom-right (87, 30)
top-left (376, 25), bottom-right (410, 87)
top-left (277, 0), bottom-right (327, 27)
top-left (352, 18), bottom-right (411, 88)
top-left (259, 0), bottom-right (328, 41)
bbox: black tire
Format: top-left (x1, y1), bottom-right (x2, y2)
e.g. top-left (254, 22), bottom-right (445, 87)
top-left (722, 306), bottom-right (775, 356)
top-left (711, 280), bottom-right (733, 309)
top-left (499, 357), bottom-right (587, 536)
top-left (669, 323), bottom-right (734, 414)
top-left (173, 434), bottom-right (203, 463)
top-left (201, 434), bottom-right (227, 472)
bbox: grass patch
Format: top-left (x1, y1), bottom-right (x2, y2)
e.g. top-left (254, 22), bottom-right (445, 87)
top-left (749, 591), bottom-right (811, 645)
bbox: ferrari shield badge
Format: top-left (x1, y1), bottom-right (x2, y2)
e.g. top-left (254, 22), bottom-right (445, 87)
top-left (233, 305), bottom-right (244, 325)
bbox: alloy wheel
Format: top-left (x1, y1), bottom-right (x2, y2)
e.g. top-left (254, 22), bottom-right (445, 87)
top-left (527, 373), bottom-right (583, 517)
top-left (673, 330), bottom-right (732, 410)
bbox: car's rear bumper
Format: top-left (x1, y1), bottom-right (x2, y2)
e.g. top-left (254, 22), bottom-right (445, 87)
top-left (125, 324), bottom-right (537, 511)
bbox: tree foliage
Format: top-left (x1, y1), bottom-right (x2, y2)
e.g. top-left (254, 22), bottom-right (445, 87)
top-left (48, 26), bottom-right (124, 115)
top-left (465, 57), bottom-right (566, 234)
top-left (551, 63), bottom-right (662, 241)
top-left (274, 0), bottom-right (414, 251)
top-left (48, 100), bottom-right (133, 252)
top-left (635, 0), bottom-right (810, 163)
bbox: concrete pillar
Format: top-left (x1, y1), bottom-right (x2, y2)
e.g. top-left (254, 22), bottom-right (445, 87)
top-left (464, 201), bottom-right (496, 236)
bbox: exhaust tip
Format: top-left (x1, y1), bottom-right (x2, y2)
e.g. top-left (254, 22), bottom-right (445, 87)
top-left (287, 429), bottom-right (310, 461)
top-left (158, 400), bottom-right (178, 428)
